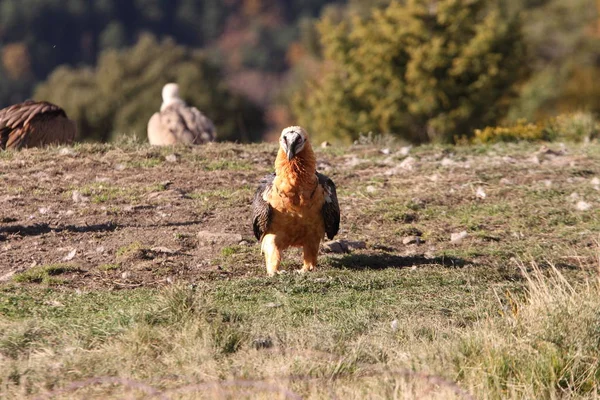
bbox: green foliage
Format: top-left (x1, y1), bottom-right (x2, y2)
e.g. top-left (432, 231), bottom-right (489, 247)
top-left (473, 112), bottom-right (599, 144)
top-left (472, 120), bottom-right (547, 144)
top-left (293, 0), bottom-right (528, 143)
top-left (35, 35), bottom-right (265, 142)
top-left (545, 112), bottom-right (599, 142)
top-left (13, 264), bottom-right (79, 285)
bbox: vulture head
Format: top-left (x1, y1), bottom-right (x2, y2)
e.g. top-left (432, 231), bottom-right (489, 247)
top-left (280, 126), bottom-right (308, 161)
top-left (161, 83), bottom-right (185, 111)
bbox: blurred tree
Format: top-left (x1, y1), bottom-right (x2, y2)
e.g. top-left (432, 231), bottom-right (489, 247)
top-left (292, 0), bottom-right (527, 143)
top-left (506, 0), bottom-right (600, 120)
top-left (35, 35), bottom-right (265, 142)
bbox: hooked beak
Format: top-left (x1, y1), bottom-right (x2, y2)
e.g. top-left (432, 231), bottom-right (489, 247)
top-left (286, 142), bottom-right (297, 161)
top-left (283, 133), bottom-right (300, 161)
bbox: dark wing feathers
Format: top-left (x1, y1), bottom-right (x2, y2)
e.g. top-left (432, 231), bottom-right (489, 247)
top-left (252, 173), bottom-right (275, 240)
top-left (0, 101), bottom-right (70, 150)
top-left (317, 172), bottom-right (340, 240)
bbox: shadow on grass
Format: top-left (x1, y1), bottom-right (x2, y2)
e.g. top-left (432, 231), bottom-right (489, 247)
top-left (0, 222), bottom-right (118, 237)
top-left (330, 252), bottom-right (470, 270)
top-left (0, 219), bottom-right (207, 238)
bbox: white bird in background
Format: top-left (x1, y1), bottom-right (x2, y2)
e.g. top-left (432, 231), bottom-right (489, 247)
top-left (147, 83), bottom-right (216, 146)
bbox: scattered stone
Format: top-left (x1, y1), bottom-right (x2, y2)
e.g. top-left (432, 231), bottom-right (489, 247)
top-left (451, 231), bottom-right (468, 244)
top-left (440, 157), bottom-right (455, 167)
top-left (322, 240), bottom-right (367, 253)
top-left (0, 271), bottom-right (16, 282)
top-left (264, 302), bottom-right (283, 308)
top-left (96, 246), bottom-right (105, 254)
top-left (345, 240), bottom-right (367, 251)
top-left (320, 141), bottom-right (331, 148)
top-left (576, 201), bottom-right (592, 211)
top-left (59, 147), bottom-right (77, 157)
top-left (151, 246), bottom-right (178, 254)
top-left (399, 156), bottom-right (416, 170)
top-left (114, 163), bottom-right (126, 171)
top-left (165, 153), bottom-right (179, 163)
top-left (568, 192), bottom-right (580, 202)
top-left (402, 236), bottom-right (421, 245)
top-left (543, 180), bottom-right (553, 188)
top-left (390, 319), bottom-right (399, 332)
top-left (499, 178), bottom-right (512, 186)
top-left (253, 337), bottom-right (273, 350)
top-left (71, 190), bottom-right (90, 203)
top-left (38, 207), bottom-right (49, 215)
top-left (63, 249), bottom-right (77, 261)
top-left (380, 148), bottom-right (391, 155)
top-left (529, 155), bottom-right (541, 165)
top-left (322, 241), bottom-right (345, 254)
top-left (475, 187), bottom-right (487, 199)
top-left (399, 146), bottom-right (412, 156)
top-left (366, 185), bottom-right (378, 194)
top-left (121, 271), bottom-right (131, 279)
top-left (197, 231), bottom-right (243, 246)
top-left (591, 177), bottom-right (600, 188)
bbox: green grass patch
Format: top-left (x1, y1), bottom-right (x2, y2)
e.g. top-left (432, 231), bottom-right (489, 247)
top-left (13, 264), bottom-right (80, 285)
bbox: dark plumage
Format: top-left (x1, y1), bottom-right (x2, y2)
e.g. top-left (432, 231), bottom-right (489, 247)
top-left (0, 100), bottom-right (76, 150)
top-left (316, 172), bottom-right (340, 240)
top-left (252, 173), bottom-right (275, 241)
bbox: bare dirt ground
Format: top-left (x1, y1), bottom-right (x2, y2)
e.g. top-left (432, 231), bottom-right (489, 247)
top-left (1, 141), bottom-right (599, 288)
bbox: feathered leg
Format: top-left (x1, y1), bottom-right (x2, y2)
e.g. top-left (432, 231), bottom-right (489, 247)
top-left (261, 234), bottom-right (281, 276)
top-left (301, 240), bottom-right (320, 273)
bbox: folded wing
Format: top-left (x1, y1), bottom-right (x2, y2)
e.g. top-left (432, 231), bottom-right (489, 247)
top-left (0, 101), bottom-right (76, 150)
top-left (317, 172), bottom-right (340, 240)
top-left (252, 173), bottom-right (276, 240)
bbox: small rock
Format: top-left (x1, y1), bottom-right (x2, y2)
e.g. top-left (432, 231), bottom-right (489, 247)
top-left (451, 231), bottom-right (468, 244)
top-left (96, 246), bottom-right (105, 253)
top-left (252, 337), bottom-right (273, 350)
top-left (568, 192), bottom-right (580, 202)
top-left (475, 187), bottom-right (487, 199)
top-left (322, 240), bottom-right (366, 253)
top-left (529, 155), bottom-right (541, 165)
top-left (366, 185), bottom-right (378, 194)
top-left (399, 146), bottom-right (412, 156)
top-left (440, 157), bottom-right (455, 167)
top-left (402, 236), bottom-right (420, 245)
top-left (151, 246), bottom-right (177, 254)
top-left (320, 141), bottom-right (331, 148)
top-left (197, 231), bottom-right (243, 246)
top-left (71, 191), bottom-right (90, 203)
top-left (63, 249), bottom-right (77, 261)
top-left (121, 271), bottom-right (131, 279)
top-left (165, 154), bottom-right (179, 163)
top-left (576, 201), bottom-right (592, 211)
top-left (38, 207), bottom-right (49, 215)
top-left (591, 177), bottom-right (600, 187)
top-left (59, 147), bottom-right (77, 156)
top-left (264, 302), bottom-right (282, 308)
top-left (380, 148), bottom-right (391, 155)
top-left (344, 240), bottom-right (367, 251)
top-left (543, 180), bottom-right (553, 188)
top-left (114, 163), bottom-right (126, 171)
top-left (499, 178), bottom-right (512, 186)
top-left (390, 319), bottom-right (399, 332)
top-left (399, 156), bottom-right (416, 170)
top-left (322, 241), bottom-right (345, 254)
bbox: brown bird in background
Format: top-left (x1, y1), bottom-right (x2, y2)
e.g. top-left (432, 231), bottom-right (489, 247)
top-left (0, 100), bottom-right (76, 150)
top-left (147, 83), bottom-right (217, 145)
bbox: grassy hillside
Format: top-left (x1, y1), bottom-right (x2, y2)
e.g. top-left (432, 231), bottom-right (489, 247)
top-left (0, 141), bottom-right (599, 398)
